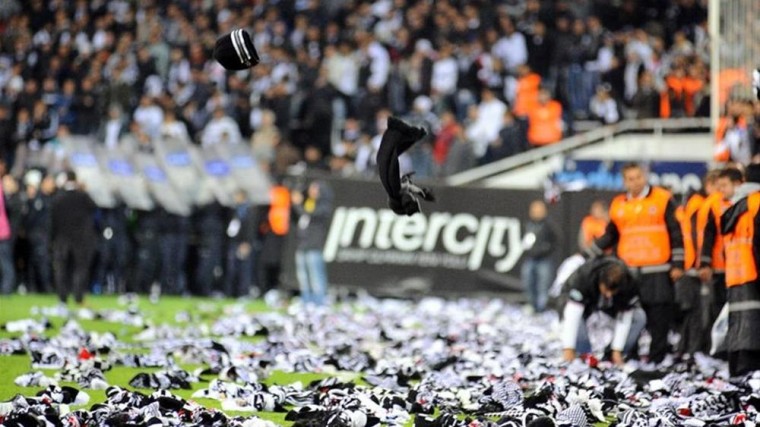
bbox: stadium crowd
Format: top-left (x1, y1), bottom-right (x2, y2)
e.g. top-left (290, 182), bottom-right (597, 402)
top-left (0, 0), bottom-right (723, 180)
top-left (0, 0), bottom-right (758, 304)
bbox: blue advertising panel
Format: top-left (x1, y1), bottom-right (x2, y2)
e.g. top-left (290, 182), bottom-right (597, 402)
top-left (552, 159), bottom-right (708, 194)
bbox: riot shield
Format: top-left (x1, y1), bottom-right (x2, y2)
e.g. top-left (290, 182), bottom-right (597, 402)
top-left (192, 143), bottom-right (239, 207)
top-left (95, 145), bottom-right (154, 211)
top-left (60, 136), bottom-right (117, 208)
top-left (153, 136), bottom-right (204, 209)
top-left (132, 150), bottom-right (191, 217)
top-left (216, 142), bottom-right (272, 205)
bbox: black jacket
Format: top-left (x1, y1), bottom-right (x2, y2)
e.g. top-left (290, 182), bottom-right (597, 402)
top-left (50, 187), bottom-right (97, 247)
top-left (523, 218), bottom-right (560, 259)
top-left (561, 256), bottom-right (640, 319)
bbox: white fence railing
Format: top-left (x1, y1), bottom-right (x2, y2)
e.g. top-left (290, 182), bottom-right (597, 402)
top-left (446, 118), bottom-right (711, 187)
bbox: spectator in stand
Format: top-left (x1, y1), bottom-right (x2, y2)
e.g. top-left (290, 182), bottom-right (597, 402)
top-left (30, 101), bottom-right (58, 148)
top-left (72, 77), bottom-right (101, 136)
top-left (719, 114), bottom-right (753, 167)
top-left (432, 111), bottom-right (461, 177)
top-left (444, 127), bottom-right (476, 177)
top-left (564, 18), bottom-right (596, 119)
top-left (589, 83), bottom-right (620, 124)
top-left (201, 107), bottom-right (242, 147)
top-left (0, 105), bottom-right (15, 168)
top-left (492, 14), bottom-right (528, 75)
top-left (133, 95), bottom-right (163, 141)
top-left (631, 70), bottom-right (661, 119)
top-left (431, 41), bottom-right (459, 112)
top-left (486, 111), bottom-right (522, 163)
top-left (526, 21), bottom-right (554, 84)
top-left (466, 87), bottom-right (508, 163)
top-left (99, 105), bottom-right (127, 150)
top-left (324, 40), bottom-right (360, 119)
top-left (527, 88), bottom-right (563, 147)
top-left (159, 108), bottom-right (190, 142)
top-left (251, 109), bottom-right (281, 174)
top-left (405, 95), bottom-right (438, 179)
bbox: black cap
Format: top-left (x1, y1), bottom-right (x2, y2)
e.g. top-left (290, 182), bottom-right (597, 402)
top-left (746, 163), bottom-right (760, 184)
top-left (214, 29), bottom-right (259, 70)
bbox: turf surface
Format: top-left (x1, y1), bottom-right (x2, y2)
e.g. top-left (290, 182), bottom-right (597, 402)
top-left (0, 294), bottom-right (348, 425)
top-left (0, 294), bottom-right (612, 427)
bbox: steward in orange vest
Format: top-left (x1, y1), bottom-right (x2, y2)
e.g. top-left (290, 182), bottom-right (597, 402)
top-left (719, 164), bottom-right (760, 376)
top-left (578, 199), bottom-right (608, 252)
top-left (674, 186), bottom-right (711, 355)
top-left (585, 162), bottom-right (684, 363)
top-left (513, 65), bottom-right (541, 119)
top-left (527, 88), bottom-right (563, 146)
top-left (698, 168), bottom-right (743, 323)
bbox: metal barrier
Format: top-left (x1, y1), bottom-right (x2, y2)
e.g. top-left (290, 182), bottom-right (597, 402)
top-left (446, 118), bottom-right (711, 187)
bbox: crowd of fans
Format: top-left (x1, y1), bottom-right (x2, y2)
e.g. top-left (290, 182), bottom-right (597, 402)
top-left (0, 0), bottom-right (719, 182)
top-left (0, 0), bottom-right (753, 299)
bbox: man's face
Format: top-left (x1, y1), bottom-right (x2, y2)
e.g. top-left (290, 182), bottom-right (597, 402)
top-left (623, 167), bottom-right (647, 196)
top-left (717, 177), bottom-right (738, 200)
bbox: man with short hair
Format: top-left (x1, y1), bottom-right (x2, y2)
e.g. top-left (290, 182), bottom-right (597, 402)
top-left (586, 162), bottom-right (684, 363)
top-left (698, 167), bottom-right (744, 325)
top-left (50, 171), bottom-right (97, 305)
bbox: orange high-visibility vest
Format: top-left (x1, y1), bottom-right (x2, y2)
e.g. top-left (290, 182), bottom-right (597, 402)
top-left (527, 100), bottom-right (562, 146)
top-left (580, 215), bottom-right (608, 249)
top-left (513, 73), bottom-right (541, 118)
top-left (677, 193), bottom-right (704, 270)
top-left (610, 187), bottom-right (673, 267)
top-left (659, 75), bottom-right (704, 118)
top-left (696, 192), bottom-right (730, 270)
top-left (268, 185), bottom-right (290, 236)
top-left (724, 193), bottom-right (760, 287)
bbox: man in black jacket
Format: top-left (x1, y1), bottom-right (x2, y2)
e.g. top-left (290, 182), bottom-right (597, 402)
top-left (560, 256), bottom-right (645, 365)
top-left (50, 171), bottom-right (97, 305)
top-left (521, 199), bottom-right (560, 313)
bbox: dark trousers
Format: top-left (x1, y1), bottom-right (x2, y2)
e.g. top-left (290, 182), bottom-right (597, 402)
top-left (225, 246), bottom-right (253, 297)
top-left (642, 303), bottom-right (675, 363)
top-left (134, 231), bottom-right (160, 294)
top-left (728, 350), bottom-right (760, 377)
top-left (636, 271), bottom-right (676, 363)
top-left (0, 239), bottom-right (15, 294)
top-left (26, 235), bottom-right (52, 293)
top-left (53, 240), bottom-right (94, 304)
top-left (726, 283), bottom-right (760, 376)
top-left (675, 275), bottom-right (707, 355)
top-left (196, 234), bottom-right (223, 296)
top-left (160, 232), bottom-right (188, 295)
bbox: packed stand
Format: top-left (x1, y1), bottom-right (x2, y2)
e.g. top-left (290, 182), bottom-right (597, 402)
top-left (0, 0), bottom-right (718, 179)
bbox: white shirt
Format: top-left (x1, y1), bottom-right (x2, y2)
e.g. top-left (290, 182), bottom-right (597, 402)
top-left (366, 41), bottom-right (391, 90)
top-left (326, 53), bottom-right (360, 96)
top-left (201, 116), bottom-right (242, 146)
top-left (431, 57), bottom-right (459, 95)
top-left (492, 32), bottom-right (527, 72)
top-left (133, 105), bottom-right (164, 140)
top-left (466, 98), bottom-right (508, 158)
